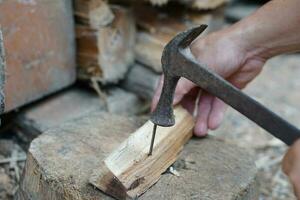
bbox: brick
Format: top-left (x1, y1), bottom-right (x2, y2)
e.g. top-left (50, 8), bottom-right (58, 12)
top-left (0, 0), bottom-right (76, 113)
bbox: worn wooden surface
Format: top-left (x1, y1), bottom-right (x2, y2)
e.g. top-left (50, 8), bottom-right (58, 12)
top-left (77, 5), bottom-right (135, 84)
top-left (18, 111), bottom-right (258, 200)
top-left (90, 107), bottom-right (194, 199)
top-left (0, 0), bottom-right (76, 113)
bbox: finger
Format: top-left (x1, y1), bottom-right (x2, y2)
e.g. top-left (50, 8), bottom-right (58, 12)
top-left (292, 172), bottom-right (300, 199)
top-left (282, 139), bottom-right (300, 199)
top-left (181, 87), bottom-right (200, 114)
top-left (208, 98), bottom-right (227, 130)
top-left (173, 78), bottom-right (196, 105)
top-left (282, 148), bottom-right (293, 175)
top-left (194, 93), bottom-right (214, 137)
top-left (283, 139), bottom-right (300, 175)
top-left (151, 75), bottom-right (164, 111)
top-left (289, 168), bottom-right (300, 199)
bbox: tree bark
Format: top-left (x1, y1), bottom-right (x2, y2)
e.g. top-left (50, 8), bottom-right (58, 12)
top-left (133, 5), bottom-right (224, 72)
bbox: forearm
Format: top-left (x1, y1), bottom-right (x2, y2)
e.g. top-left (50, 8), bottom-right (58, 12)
top-left (226, 0), bottom-right (300, 60)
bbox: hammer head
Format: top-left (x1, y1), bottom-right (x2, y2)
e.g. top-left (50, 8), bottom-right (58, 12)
top-left (150, 25), bottom-right (207, 127)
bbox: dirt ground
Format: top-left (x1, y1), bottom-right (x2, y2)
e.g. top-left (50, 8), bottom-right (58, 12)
top-left (0, 54), bottom-right (299, 199)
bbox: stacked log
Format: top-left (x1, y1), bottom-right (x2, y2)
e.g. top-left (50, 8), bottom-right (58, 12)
top-left (115, 0), bottom-right (229, 9)
top-left (176, 0), bottom-right (229, 10)
top-left (133, 4), bottom-right (224, 72)
top-left (74, 0), bottom-right (114, 29)
top-left (73, 1), bottom-right (227, 105)
top-left (75, 1), bottom-right (136, 84)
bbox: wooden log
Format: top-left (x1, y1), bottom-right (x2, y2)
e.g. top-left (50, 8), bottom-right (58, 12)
top-left (18, 110), bottom-right (258, 200)
top-left (146, 0), bottom-right (169, 6)
top-left (112, 0), bottom-right (229, 9)
top-left (74, 0), bottom-right (114, 29)
top-left (0, 0), bottom-right (76, 113)
top-left (76, 5), bottom-right (135, 84)
top-left (123, 63), bottom-right (160, 100)
top-left (90, 106), bottom-right (194, 199)
top-left (106, 88), bottom-right (143, 114)
top-left (134, 5), bottom-right (224, 72)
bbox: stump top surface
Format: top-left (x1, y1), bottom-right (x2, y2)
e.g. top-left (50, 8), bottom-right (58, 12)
top-left (26, 112), bottom-right (258, 200)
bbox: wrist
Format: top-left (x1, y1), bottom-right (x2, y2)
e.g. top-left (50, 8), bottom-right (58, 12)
top-left (226, 18), bottom-right (282, 62)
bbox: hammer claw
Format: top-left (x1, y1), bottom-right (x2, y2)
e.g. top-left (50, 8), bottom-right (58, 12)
top-left (178, 25), bottom-right (208, 48)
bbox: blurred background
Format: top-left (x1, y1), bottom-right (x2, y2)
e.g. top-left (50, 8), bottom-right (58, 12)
top-left (0, 0), bottom-right (299, 199)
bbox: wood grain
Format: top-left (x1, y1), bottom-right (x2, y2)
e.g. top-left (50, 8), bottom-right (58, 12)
top-left (74, 0), bottom-right (114, 28)
top-left (123, 63), bottom-right (160, 100)
top-left (90, 106), bottom-right (194, 199)
top-left (76, 6), bottom-right (135, 83)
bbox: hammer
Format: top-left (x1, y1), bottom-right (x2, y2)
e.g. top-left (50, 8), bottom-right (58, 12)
top-left (148, 25), bottom-right (300, 155)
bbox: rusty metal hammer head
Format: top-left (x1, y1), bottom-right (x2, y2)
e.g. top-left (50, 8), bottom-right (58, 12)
top-left (150, 25), bottom-right (207, 127)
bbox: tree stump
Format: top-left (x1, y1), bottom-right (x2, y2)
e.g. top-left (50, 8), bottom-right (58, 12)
top-left (17, 112), bottom-right (258, 200)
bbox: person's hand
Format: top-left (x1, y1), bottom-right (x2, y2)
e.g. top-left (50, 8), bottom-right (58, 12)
top-left (151, 29), bottom-right (266, 137)
top-left (282, 139), bottom-right (300, 199)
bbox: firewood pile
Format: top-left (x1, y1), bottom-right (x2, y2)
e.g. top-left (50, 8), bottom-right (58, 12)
top-left (74, 0), bottom-right (227, 100)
